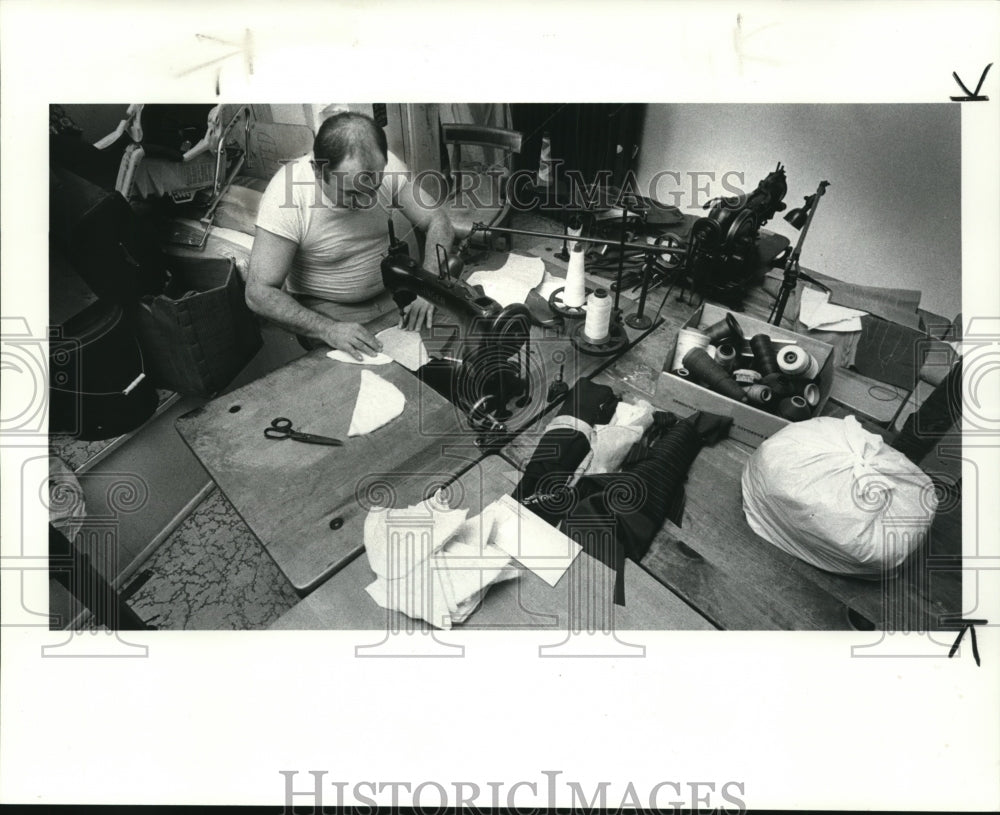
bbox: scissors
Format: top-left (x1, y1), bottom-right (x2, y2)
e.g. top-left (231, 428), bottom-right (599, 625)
top-left (263, 417), bottom-right (342, 446)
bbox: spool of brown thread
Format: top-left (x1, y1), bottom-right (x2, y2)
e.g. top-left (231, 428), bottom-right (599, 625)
top-left (778, 395), bottom-right (811, 421)
top-left (761, 372), bottom-right (794, 398)
top-left (749, 334), bottom-right (779, 376)
top-left (715, 342), bottom-right (738, 371)
top-left (703, 313), bottom-right (745, 345)
top-left (744, 384), bottom-right (773, 406)
top-left (683, 347), bottom-right (749, 402)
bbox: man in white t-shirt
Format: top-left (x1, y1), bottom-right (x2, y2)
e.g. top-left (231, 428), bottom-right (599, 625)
top-left (246, 112), bottom-right (454, 359)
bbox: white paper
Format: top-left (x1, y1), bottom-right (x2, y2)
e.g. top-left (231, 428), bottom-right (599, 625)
top-left (488, 494), bottom-right (582, 587)
top-left (347, 370), bottom-right (406, 436)
top-left (325, 348), bottom-right (393, 365)
top-left (466, 254), bottom-right (545, 307)
top-left (799, 285), bottom-right (866, 332)
top-left (376, 325), bottom-right (430, 372)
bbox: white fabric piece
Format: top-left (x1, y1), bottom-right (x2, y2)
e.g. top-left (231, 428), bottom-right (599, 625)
top-left (363, 496), bottom-right (520, 629)
top-left (741, 415), bottom-right (936, 577)
top-left (348, 370), bottom-right (406, 436)
top-left (588, 424), bottom-right (645, 475)
top-left (610, 399), bottom-right (655, 430)
top-left (490, 495), bottom-right (582, 587)
top-left (585, 399), bottom-right (654, 475)
top-left (325, 348), bottom-right (393, 365)
top-left (799, 286), bottom-right (866, 332)
top-left (376, 325), bottom-right (430, 372)
top-left (466, 254), bottom-right (545, 307)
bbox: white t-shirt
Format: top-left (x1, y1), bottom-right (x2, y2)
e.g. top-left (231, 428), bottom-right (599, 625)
top-left (255, 151), bottom-right (409, 303)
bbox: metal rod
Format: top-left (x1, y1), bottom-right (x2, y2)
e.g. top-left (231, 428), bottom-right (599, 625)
top-left (470, 222), bottom-right (687, 257)
top-left (613, 201), bottom-right (629, 313)
top-left (769, 180), bottom-right (829, 326)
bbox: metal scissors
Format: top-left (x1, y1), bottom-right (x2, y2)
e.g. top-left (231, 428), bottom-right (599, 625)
top-left (263, 417), bottom-right (342, 446)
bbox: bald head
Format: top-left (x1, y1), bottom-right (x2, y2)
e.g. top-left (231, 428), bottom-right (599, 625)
top-left (313, 111), bottom-right (388, 175)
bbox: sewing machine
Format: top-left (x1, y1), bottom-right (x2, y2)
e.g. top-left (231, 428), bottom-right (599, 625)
top-left (379, 223), bottom-right (534, 432)
top-left (681, 162), bottom-right (789, 307)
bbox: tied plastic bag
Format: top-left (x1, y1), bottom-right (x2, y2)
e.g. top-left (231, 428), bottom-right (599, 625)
top-left (741, 415), bottom-right (938, 577)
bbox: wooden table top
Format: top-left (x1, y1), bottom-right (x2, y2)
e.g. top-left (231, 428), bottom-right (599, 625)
top-left (269, 454), bottom-right (715, 631)
top-left (175, 345), bottom-right (475, 594)
top-left (499, 313), bottom-right (962, 631)
top-left (174, 249), bottom-right (658, 595)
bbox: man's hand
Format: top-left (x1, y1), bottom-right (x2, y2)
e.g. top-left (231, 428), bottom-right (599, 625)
top-left (325, 322), bottom-right (383, 361)
top-left (401, 296), bottom-right (435, 331)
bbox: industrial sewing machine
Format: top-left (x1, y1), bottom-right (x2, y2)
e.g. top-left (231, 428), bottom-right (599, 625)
top-left (680, 162), bottom-right (789, 307)
top-left (380, 222), bottom-right (534, 434)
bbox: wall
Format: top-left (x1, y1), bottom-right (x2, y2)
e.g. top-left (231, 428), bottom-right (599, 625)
top-left (59, 104), bottom-right (129, 143)
top-left (635, 104), bottom-right (961, 319)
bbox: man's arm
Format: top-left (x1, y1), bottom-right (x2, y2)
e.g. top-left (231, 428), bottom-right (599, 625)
top-left (393, 178), bottom-right (456, 329)
top-left (245, 228), bottom-right (382, 360)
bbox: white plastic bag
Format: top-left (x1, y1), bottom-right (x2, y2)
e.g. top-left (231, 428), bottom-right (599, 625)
top-left (741, 416), bottom-right (938, 577)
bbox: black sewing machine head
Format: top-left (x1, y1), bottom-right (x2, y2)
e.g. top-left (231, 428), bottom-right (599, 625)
top-left (682, 162), bottom-right (788, 308)
top-left (380, 221), bottom-right (533, 432)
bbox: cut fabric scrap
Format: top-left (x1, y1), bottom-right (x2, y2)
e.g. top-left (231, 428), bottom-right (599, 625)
top-left (586, 398), bottom-right (656, 475)
top-left (326, 348), bottom-right (393, 365)
top-left (489, 494), bottom-right (582, 587)
top-left (798, 285), bottom-right (866, 332)
top-left (466, 254), bottom-right (545, 307)
top-left (348, 370), bottom-right (405, 436)
top-left (363, 495), bottom-right (520, 629)
top-left (376, 325), bottom-right (430, 372)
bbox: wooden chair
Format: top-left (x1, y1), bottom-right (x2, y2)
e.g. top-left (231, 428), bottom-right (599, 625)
top-left (440, 123), bottom-right (523, 256)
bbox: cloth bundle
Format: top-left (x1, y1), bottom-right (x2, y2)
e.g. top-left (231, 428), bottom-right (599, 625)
top-left (363, 495), bottom-right (520, 629)
top-left (513, 380), bottom-right (733, 603)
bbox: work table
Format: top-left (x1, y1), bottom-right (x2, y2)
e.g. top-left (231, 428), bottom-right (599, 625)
top-left (175, 240), bottom-right (961, 631)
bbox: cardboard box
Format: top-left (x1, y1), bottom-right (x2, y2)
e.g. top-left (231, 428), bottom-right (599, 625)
top-left (653, 302), bottom-right (836, 448)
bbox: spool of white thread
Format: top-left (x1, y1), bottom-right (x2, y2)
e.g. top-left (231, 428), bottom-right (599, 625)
top-left (777, 345), bottom-right (813, 377)
top-left (803, 355), bottom-right (820, 380)
top-left (802, 382), bottom-right (821, 406)
top-left (562, 242), bottom-right (587, 308)
top-left (671, 327), bottom-right (711, 371)
top-left (583, 288), bottom-right (612, 342)
top-left (567, 223), bottom-right (583, 244)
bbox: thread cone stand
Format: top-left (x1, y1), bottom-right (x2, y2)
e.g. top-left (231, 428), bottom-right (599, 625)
top-left (548, 285), bottom-right (593, 317)
top-left (571, 311), bottom-right (628, 356)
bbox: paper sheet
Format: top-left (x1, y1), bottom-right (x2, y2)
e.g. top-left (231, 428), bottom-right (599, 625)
top-left (798, 286), bottom-right (866, 332)
top-left (348, 370), bottom-right (406, 436)
top-left (376, 325), bottom-right (430, 372)
top-left (325, 348), bottom-right (394, 365)
top-left (466, 254), bottom-right (545, 307)
top-left (489, 494), bottom-right (582, 587)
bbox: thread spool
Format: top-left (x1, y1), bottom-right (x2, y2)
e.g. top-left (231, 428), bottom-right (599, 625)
top-left (803, 355), bottom-right (820, 380)
top-left (715, 342), bottom-right (737, 371)
top-left (777, 345), bottom-right (813, 377)
top-left (778, 395), bottom-right (811, 422)
top-left (744, 384), bottom-right (773, 406)
top-left (749, 334), bottom-right (779, 376)
top-left (732, 368), bottom-right (761, 386)
top-left (683, 347), bottom-right (748, 402)
top-left (800, 382), bottom-right (821, 407)
top-left (562, 242), bottom-right (587, 308)
top-left (567, 222), bottom-right (583, 244)
top-left (703, 313), bottom-right (744, 345)
top-left (671, 327), bottom-right (711, 371)
top-left (761, 372), bottom-right (794, 398)
top-left (583, 288), bottom-right (612, 343)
